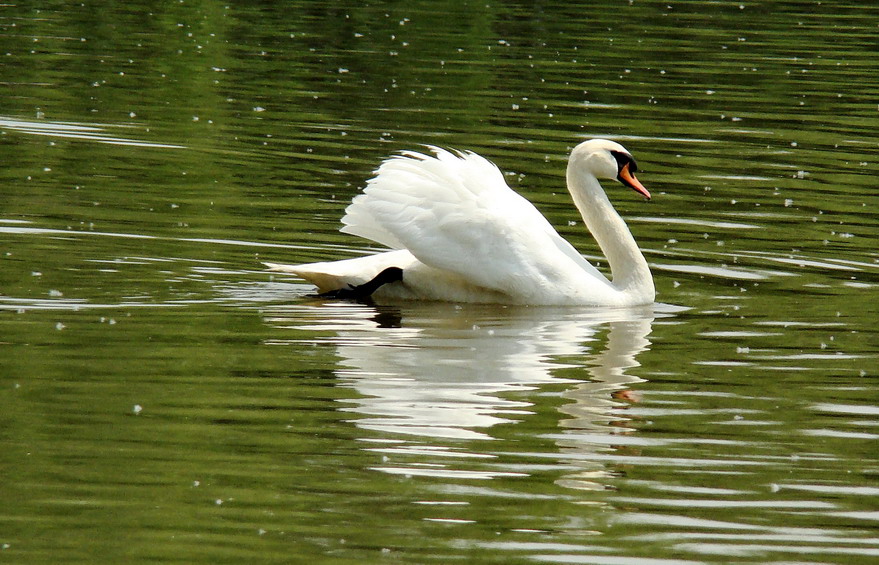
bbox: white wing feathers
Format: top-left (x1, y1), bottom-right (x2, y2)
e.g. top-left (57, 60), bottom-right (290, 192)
top-left (340, 147), bottom-right (608, 300)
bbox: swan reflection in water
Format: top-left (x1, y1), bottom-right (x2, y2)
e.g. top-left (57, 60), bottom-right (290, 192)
top-left (266, 300), bottom-right (669, 487)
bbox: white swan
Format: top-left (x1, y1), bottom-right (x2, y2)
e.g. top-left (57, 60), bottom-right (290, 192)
top-left (266, 139), bottom-right (655, 306)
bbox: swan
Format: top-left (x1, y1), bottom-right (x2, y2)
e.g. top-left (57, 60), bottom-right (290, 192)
top-left (266, 139), bottom-right (655, 306)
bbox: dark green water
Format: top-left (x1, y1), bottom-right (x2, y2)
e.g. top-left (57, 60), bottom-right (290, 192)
top-left (1, 1), bottom-right (877, 563)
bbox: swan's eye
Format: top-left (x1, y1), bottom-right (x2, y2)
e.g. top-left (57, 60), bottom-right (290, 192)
top-left (610, 150), bottom-right (637, 174)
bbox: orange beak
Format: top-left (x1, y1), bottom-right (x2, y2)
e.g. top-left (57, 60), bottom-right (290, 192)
top-left (618, 162), bottom-right (651, 200)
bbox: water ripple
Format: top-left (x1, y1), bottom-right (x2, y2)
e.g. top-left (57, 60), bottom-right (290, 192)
top-left (0, 116), bottom-right (185, 148)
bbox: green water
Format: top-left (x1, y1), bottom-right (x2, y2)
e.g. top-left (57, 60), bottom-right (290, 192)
top-left (1, 1), bottom-right (877, 563)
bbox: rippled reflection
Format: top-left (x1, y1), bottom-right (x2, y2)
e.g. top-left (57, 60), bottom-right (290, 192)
top-left (265, 301), bottom-right (668, 484)
top-left (555, 317), bottom-right (653, 491)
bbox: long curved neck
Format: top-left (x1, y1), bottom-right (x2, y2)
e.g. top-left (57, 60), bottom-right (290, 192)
top-left (566, 167), bottom-right (654, 299)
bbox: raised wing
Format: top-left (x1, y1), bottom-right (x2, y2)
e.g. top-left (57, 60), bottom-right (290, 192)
top-left (340, 147), bottom-right (608, 300)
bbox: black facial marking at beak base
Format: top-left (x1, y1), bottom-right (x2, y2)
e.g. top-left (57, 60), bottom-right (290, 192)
top-left (610, 150), bottom-right (638, 175)
top-left (610, 150), bottom-right (650, 199)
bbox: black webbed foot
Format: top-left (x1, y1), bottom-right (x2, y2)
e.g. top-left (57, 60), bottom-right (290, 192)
top-left (317, 267), bottom-right (403, 301)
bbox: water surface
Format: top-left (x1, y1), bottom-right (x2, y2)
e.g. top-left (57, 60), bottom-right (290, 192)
top-left (1, 1), bottom-right (877, 563)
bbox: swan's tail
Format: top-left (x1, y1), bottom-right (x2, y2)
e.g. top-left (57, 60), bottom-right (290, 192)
top-left (264, 261), bottom-right (352, 294)
top-left (265, 250), bottom-right (414, 294)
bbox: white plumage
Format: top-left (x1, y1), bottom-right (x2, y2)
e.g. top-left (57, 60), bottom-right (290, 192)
top-left (266, 139), bottom-right (655, 306)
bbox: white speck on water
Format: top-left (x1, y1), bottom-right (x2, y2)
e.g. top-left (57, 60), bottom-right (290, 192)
top-left (48, 289), bottom-right (63, 297)
top-left (55, 322), bottom-right (65, 331)
top-left (784, 198), bottom-right (794, 207)
top-left (253, 106), bottom-right (265, 112)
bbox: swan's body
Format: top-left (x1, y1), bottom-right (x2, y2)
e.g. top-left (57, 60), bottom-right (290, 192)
top-left (267, 139), bottom-right (655, 306)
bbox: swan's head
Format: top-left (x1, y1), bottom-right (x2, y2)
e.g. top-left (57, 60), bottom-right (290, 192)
top-left (569, 139), bottom-right (650, 200)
